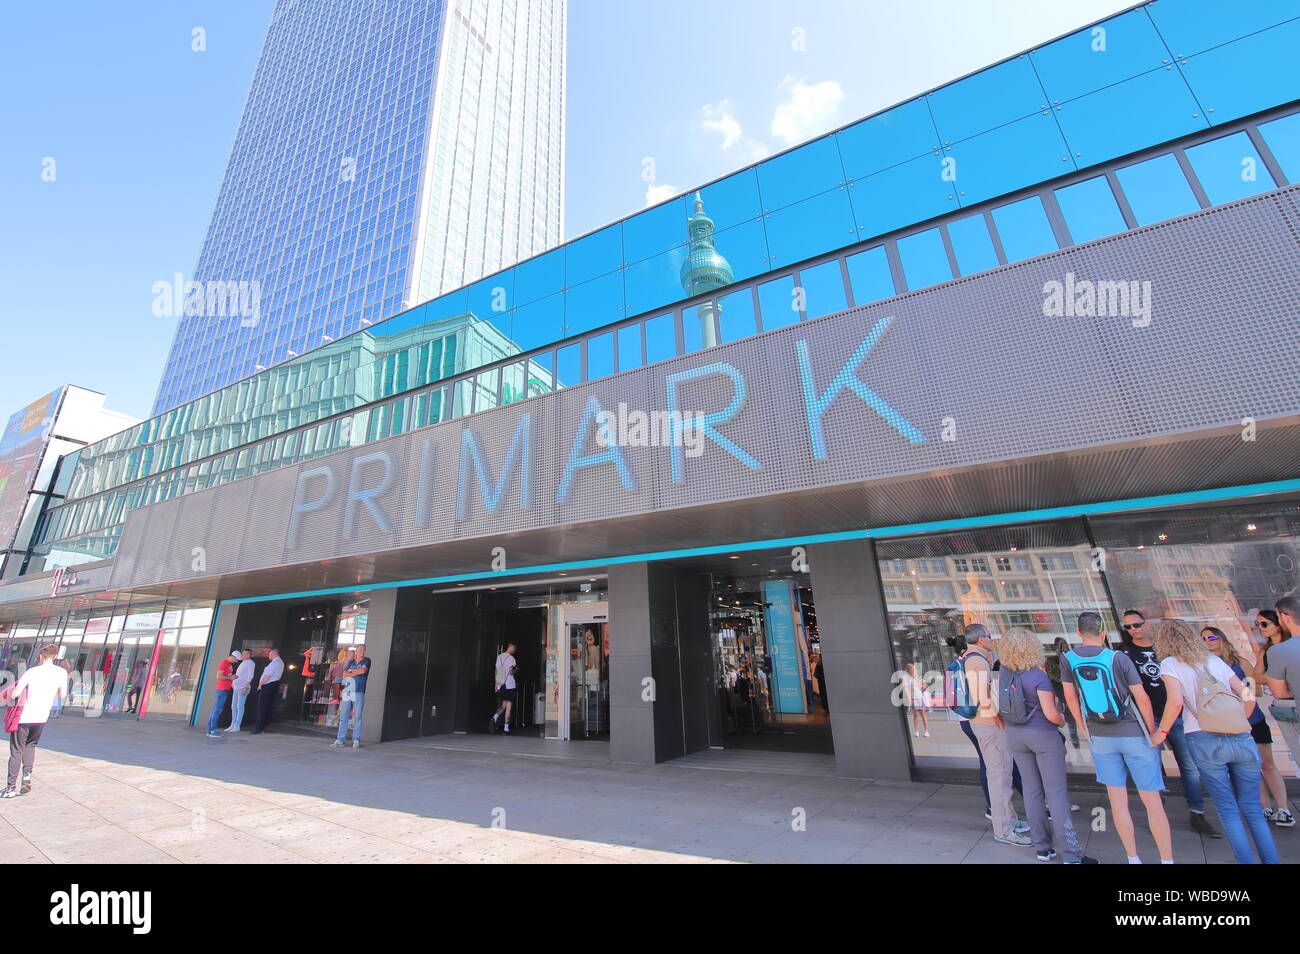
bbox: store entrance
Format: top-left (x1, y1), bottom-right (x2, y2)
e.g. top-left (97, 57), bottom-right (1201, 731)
top-left (544, 603), bottom-right (609, 740)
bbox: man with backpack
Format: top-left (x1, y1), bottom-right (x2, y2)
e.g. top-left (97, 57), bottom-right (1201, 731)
top-left (1061, 612), bottom-right (1173, 864)
top-left (953, 623), bottom-right (1031, 847)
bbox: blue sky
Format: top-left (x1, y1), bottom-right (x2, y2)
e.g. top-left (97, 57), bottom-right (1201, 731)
top-left (0, 0), bottom-right (1132, 421)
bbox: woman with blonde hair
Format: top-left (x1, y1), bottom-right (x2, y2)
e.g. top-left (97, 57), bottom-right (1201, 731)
top-left (998, 628), bottom-right (1092, 863)
top-left (1152, 619), bottom-right (1278, 864)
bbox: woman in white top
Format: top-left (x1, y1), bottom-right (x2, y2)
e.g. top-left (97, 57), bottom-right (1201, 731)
top-left (1150, 619), bottom-right (1278, 865)
top-left (902, 662), bottom-right (930, 738)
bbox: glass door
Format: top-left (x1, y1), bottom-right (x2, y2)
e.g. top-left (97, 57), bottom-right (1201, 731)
top-left (544, 603), bottom-right (608, 739)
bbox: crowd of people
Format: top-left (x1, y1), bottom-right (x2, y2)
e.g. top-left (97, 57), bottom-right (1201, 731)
top-left (948, 595), bottom-right (1300, 864)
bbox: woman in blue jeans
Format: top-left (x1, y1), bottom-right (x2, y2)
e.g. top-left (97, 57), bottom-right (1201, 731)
top-left (1152, 619), bottom-right (1278, 864)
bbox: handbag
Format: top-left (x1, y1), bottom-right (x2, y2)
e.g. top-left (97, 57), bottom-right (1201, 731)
top-left (4, 689), bottom-right (28, 733)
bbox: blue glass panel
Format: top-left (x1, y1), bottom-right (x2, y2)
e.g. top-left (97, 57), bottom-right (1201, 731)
top-left (849, 153), bottom-right (956, 240)
top-left (466, 275), bottom-right (512, 333)
top-left (617, 324), bottom-right (643, 371)
top-left (717, 288), bottom-right (757, 344)
top-left (897, 228), bottom-right (953, 290)
top-left (622, 197), bottom-right (687, 263)
top-left (564, 270), bottom-right (623, 336)
top-left (758, 275), bottom-right (800, 330)
top-left (1259, 112), bottom-right (1300, 183)
top-left (566, 224), bottom-right (623, 284)
top-left (682, 301), bottom-right (717, 354)
top-left (1114, 154), bottom-right (1200, 225)
top-left (509, 293), bottom-right (563, 352)
top-left (845, 246), bottom-right (895, 304)
top-left (1030, 9), bottom-right (1170, 105)
top-left (512, 247), bottom-right (565, 304)
top-left (586, 333), bottom-right (614, 382)
top-left (926, 56), bottom-right (1045, 144)
top-left (1179, 21), bottom-right (1300, 126)
top-left (1148, 0), bottom-right (1298, 57)
top-left (991, 196), bottom-right (1059, 261)
top-left (1054, 67), bottom-right (1208, 167)
top-left (1054, 176), bottom-right (1128, 242)
top-left (797, 261), bottom-right (848, 319)
top-left (946, 214), bottom-right (999, 275)
top-left (555, 344), bottom-right (580, 390)
top-left (644, 313), bottom-right (676, 364)
top-left (695, 168), bottom-right (763, 230)
top-left (710, 218), bottom-right (770, 284)
top-left (944, 112), bottom-right (1072, 205)
top-left (1184, 132), bottom-right (1277, 204)
top-left (764, 188), bottom-right (857, 268)
top-left (624, 246), bottom-right (687, 316)
top-left (836, 98), bottom-right (939, 180)
top-left (756, 135), bottom-right (845, 210)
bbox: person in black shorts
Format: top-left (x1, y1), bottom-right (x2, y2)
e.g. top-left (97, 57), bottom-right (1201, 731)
top-left (491, 643), bottom-right (518, 734)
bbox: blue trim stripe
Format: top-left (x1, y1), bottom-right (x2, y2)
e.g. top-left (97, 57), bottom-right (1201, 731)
top-left (217, 478), bottom-right (1300, 608)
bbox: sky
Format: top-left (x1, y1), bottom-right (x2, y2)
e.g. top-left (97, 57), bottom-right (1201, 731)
top-left (0, 0), bottom-right (1134, 422)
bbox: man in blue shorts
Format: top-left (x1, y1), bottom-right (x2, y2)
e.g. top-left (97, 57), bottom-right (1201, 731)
top-left (1061, 612), bottom-right (1172, 864)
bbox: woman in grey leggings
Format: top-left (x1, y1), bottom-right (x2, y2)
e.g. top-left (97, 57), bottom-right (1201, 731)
top-left (999, 628), bottom-right (1096, 864)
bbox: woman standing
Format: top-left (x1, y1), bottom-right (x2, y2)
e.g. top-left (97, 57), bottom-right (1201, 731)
top-left (1205, 626), bottom-right (1292, 827)
top-left (1152, 619), bottom-right (1278, 864)
top-left (903, 662), bottom-right (929, 737)
top-left (998, 628), bottom-right (1093, 864)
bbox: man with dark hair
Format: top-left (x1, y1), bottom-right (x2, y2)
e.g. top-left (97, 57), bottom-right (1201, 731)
top-left (1266, 596), bottom-right (1300, 774)
top-left (1062, 613), bottom-right (1172, 863)
top-left (1116, 609), bottom-right (1220, 838)
top-left (2, 644), bottom-right (68, 798)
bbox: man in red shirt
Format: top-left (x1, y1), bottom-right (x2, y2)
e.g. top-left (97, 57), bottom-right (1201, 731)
top-left (206, 651), bottom-right (239, 738)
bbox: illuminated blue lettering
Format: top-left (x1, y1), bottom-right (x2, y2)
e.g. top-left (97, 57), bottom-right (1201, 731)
top-left (341, 451), bottom-right (394, 539)
top-left (557, 396), bottom-right (637, 503)
top-left (286, 465), bottom-right (335, 549)
top-left (796, 316), bottom-right (925, 461)
top-left (664, 362), bottom-right (760, 483)
top-left (456, 414), bottom-right (532, 519)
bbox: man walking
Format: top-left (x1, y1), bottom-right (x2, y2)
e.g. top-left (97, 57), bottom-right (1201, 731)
top-left (2, 645), bottom-right (69, 797)
top-left (330, 644), bottom-right (372, 749)
top-left (226, 649), bottom-right (254, 733)
top-left (250, 648), bottom-right (284, 735)
top-left (963, 623), bottom-right (1031, 847)
top-left (491, 643), bottom-right (518, 734)
top-left (1061, 612), bottom-right (1172, 863)
top-left (1117, 609), bottom-right (1220, 837)
top-left (206, 651), bottom-right (239, 738)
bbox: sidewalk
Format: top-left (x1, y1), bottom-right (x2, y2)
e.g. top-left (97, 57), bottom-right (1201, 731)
top-left (1, 718), bottom-right (1293, 864)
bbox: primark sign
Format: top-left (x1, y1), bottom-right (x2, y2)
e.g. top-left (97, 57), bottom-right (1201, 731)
top-left (108, 202), bottom-right (1299, 589)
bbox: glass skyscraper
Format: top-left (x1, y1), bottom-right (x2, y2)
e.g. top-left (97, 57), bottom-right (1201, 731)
top-left (153, 0), bottom-right (566, 415)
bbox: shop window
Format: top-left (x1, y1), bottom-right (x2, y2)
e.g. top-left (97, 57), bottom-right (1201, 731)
top-left (1114, 154), bottom-right (1200, 225)
top-left (1054, 176), bottom-right (1128, 243)
top-left (1184, 132), bottom-right (1277, 204)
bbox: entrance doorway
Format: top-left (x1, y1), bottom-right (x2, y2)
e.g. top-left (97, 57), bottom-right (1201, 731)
top-left (544, 602), bottom-right (609, 740)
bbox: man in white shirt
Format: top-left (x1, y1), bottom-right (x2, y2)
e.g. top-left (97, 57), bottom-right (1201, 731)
top-left (227, 650), bottom-right (255, 733)
top-left (491, 643), bottom-right (517, 734)
top-left (251, 648), bottom-right (284, 735)
top-left (3, 645), bottom-right (69, 797)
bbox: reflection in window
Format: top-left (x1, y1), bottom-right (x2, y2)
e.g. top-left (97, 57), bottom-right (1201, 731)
top-left (586, 333), bottom-right (614, 382)
top-left (946, 214), bottom-right (999, 275)
top-left (473, 368), bottom-right (499, 413)
top-left (1184, 132), bottom-right (1277, 204)
top-left (644, 313), bottom-right (676, 365)
top-left (1114, 154), bottom-right (1200, 226)
top-left (526, 354), bottom-right (554, 397)
top-left (756, 134), bottom-right (845, 210)
top-left (556, 343), bottom-right (580, 390)
top-left (797, 261), bottom-right (847, 320)
top-left (565, 271), bottom-right (623, 337)
top-left (683, 299), bottom-right (718, 353)
top-left (565, 224), bottom-right (623, 285)
top-left (990, 195), bottom-right (1058, 261)
top-left (1054, 176), bottom-right (1128, 243)
top-left (718, 289), bottom-right (757, 343)
top-left (617, 324), bottom-right (642, 372)
top-left (1259, 112), bottom-right (1300, 183)
top-left (500, 361), bottom-right (526, 404)
top-left (845, 246), bottom-right (895, 305)
top-left (897, 228), bottom-right (952, 290)
top-left (758, 275), bottom-right (800, 331)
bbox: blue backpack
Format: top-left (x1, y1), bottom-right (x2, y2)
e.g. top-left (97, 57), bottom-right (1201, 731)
top-left (946, 652), bottom-right (981, 719)
top-left (1064, 648), bottom-right (1124, 723)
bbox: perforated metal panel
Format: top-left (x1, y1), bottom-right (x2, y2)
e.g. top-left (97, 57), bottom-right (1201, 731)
top-left (109, 187), bottom-right (1300, 591)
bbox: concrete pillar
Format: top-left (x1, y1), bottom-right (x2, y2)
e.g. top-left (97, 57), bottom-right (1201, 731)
top-left (356, 588), bottom-right (396, 744)
top-left (191, 601), bottom-right (240, 728)
top-left (808, 538), bottom-right (912, 781)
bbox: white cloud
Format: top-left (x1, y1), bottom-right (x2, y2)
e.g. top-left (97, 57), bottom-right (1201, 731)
top-left (699, 100), bottom-right (744, 151)
top-left (770, 77), bottom-right (844, 147)
top-left (644, 182), bottom-right (678, 207)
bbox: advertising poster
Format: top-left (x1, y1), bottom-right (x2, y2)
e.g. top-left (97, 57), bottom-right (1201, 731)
top-left (0, 388), bottom-right (63, 552)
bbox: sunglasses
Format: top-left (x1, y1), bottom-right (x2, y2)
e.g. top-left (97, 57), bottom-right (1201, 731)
top-left (1123, 622), bottom-right (1144, 630)
top-left (1259, 620), bottom-right (1274, 629)
top-left (1202, 633), bottom-right (1219, 641)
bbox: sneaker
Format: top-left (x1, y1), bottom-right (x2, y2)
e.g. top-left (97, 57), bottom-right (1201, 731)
top-left (503, 724), bottom-right (510, 734)
top-left (1274, 809), bottom-right (1296, 827)
top-left (352, 740), bottom-right (361, 749)
top-left (1264, 807), bottom-right (1277, 821)
top-left (1069, 803), bottom-right (1080, 812)
top-left (913, 729), bottom-right (919, 737)
top-left (1036, 849), bottom-right (1057, 862)
top-left (19, 780), bottom-right (31, 795)
top-left (329, 740), bottom-right (345, 747)
top-left (1013, 819), bottom-right (1031, 834)
top-left (0, 788), bottom-right (16, 799)
top-left (224, 726), bottom-right (240, 733)
top-left (1065, 856), bottom-right (1100, 864)
top-left (993, 831), bottom-right (1033, 847)
top-left (984, 809), bottom-right (992, 820)
top-left (1190, 811), bottom-right (1223, 838)
top-left (923, 730), bottom-right (930, 738)
top-left (206, 732), bottom-right (223, 739)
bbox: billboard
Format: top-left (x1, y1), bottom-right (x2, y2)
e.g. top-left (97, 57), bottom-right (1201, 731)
top-left (0, 388), bottom-right (63, 552)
